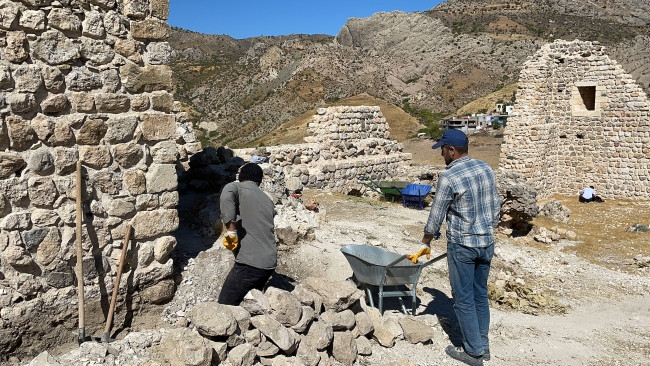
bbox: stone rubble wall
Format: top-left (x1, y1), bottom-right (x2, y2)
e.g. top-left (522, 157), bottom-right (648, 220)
top-left (234, 106), bottom-right (413, 194)
top-left (0, 0), bottom-right (196, 359)
top-left (499, 40), bottom-right (650, 199)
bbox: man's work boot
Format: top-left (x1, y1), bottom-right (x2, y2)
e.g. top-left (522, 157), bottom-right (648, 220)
top-left (445, 345), bottom-right (484, 366)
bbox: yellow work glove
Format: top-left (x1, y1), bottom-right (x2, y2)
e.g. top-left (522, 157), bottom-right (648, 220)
top-left (222, 231), bottom-right (239, 251)
top-left (407, 245), bottom-right (431, 264)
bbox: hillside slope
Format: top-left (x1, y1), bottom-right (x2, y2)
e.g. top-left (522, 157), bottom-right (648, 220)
top-left (168, 0), bottom-right (650, 147)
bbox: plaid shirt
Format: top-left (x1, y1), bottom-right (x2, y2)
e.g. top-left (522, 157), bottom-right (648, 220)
top-left (425, 156), bottom-right (501, 248)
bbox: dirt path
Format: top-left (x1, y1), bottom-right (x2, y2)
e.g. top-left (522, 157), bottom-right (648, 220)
top-left (285, 190), bottom-right (650, 366)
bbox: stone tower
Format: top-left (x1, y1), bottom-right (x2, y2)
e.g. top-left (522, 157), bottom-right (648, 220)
top-left (0, 0), bottom-right (197, 358)
top-left (499, 40), bottom-right (650, 199)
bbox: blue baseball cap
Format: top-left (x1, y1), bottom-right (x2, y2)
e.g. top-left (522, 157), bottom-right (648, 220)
top-left (432, 129), bottom-right (469, 149)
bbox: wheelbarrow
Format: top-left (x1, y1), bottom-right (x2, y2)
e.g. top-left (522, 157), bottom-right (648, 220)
top-left (360, 177), bottom-right (410, 202)
top-left (398, 183), bottom-right (433, 210)
top-left (341, 244), bottom-right (446, 315)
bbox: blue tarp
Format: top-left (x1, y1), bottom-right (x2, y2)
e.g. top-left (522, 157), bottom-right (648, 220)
top-left (400, 184), bottom-right (432, 196)
top-left (400, 184), bottom-right (433, 210)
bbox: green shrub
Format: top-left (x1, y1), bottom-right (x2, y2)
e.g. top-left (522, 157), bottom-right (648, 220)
top-left (403, 99), bottom-right (445, 139)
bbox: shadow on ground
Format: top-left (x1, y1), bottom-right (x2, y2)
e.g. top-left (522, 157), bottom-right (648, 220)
top-left (421, 287), bottom-right (462, 345)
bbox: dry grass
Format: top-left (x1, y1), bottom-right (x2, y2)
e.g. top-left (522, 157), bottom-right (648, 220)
top-left (533, 196), bottom-right (650, 271)
top-left (246, 93), bottom-right (424, 147)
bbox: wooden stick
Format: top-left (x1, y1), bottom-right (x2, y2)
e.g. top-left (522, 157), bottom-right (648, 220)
top-left (102, 224), bottom-right (132, 342)
top-left (75, 161), bottom-right (85, 344)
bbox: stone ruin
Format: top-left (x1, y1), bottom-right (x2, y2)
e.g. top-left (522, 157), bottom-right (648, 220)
top-left (0, 0), bottom-right (200, 359)
top-left (234, 106), bottom-right (417, 195)
top-left (499, 39), bottom-right (650, 200)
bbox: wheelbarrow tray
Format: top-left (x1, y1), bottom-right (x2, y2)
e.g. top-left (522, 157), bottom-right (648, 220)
top-left (341, 244), bottom-right (446, 315)
top-left (362, 179), bottom-right (410, 202)
top-left (376, 181), bottom-right (410, 196)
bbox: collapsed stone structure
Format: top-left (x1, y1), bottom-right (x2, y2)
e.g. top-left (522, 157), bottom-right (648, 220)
top-left (499, 39), bottom-right (650, 199)
top-left (234, 106), bottom-right (415, 195)
top-left (0, 0), bottom-right (199, 359)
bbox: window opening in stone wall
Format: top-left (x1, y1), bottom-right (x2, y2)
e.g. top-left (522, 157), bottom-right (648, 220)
top-left (578, 86), bottom-right (596, 111)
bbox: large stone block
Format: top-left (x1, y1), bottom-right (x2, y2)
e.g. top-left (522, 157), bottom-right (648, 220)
top-left (123, 0), bottom-right (148, 19)
top-left (33, 30), bottom-right (79, 65)
top-left (6, 115), bottom-right (37, 150)
top-left (69, 92), bottom-right (95, 113)
top-left (145, 163), bottom-right (177, 193)
top-left (41, 94), bottom-right (70, 114)
top-left (0, 1), bottom-right (20, 30)
top-left (140, 113), bottom-right (175, 141)
top-left (0, 152), bottom-right (26, 179)
top-left (67, 67), bottom-right (102, 91)
top-left (144, 42), bottom-right (171, 65)
top-left (105, 115), bottom-right (138, 143)
top-left (112, 142), bottom-right (144, 168)
top-left (150, 91), bottom-right (173, 112)
top-left (7, 93), bottom-right (37, 114)
top-left (4, 31), bottom-right (28, 63)
top-left (49, 118), bottom-right (76, 147)
top-left (124, 169), bottom-right (146, 195)
top-left (130, 18), bottom-right (170, 40)
top-left (82, 10), bottom-right (105, 38)
top-left (28, 148), bottom-right (55, 176)
top-left (101, 69), bottom-right (121, 93)
top-left (13, 64), bottom-right (43, 93)
top-left (150, 0), bottom-right (169, 19)
top-left (131, 209), bottom-right (179, 239)
top-left (77, 118), bottom-right (107, 145)
top-left (48, 8), bottom-right (82, 34)
top-left (114, 38), bottom-right (143, 63)
top-left (95, 93), bottom-right (130, 113)
top-left (80, 37), bottom-right (115, 65)
top-left (104, 10), bottom-right (127, 37)
top-left (121, 63), bottom-right (173, 93)
top-left (156, 328), bottom-right (212, 366)
top-left (79, 145), bottom-right (112, 169)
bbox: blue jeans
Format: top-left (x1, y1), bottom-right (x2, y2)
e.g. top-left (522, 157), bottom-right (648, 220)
top-left (447, 242), bottom-right (494, 357)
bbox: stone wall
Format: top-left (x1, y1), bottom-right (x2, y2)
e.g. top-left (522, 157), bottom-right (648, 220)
top-left (235, 106), bottom-right (414, 194)
top-left (499, 40), bottom-right (650, 199)
top-left (0, 0), bottom-right (196, 359)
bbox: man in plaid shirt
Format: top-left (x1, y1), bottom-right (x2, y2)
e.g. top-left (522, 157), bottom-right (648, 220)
top-left (408, 129), bottom-right (501, 366)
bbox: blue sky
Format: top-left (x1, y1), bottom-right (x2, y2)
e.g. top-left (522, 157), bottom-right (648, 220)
top-left (168, 1), bottom-right (444, 39)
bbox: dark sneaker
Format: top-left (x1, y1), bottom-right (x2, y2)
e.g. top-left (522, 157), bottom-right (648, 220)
top-left (445, 345), bottom-right (484, 366)
top-left (484, 348), bottom-right (490, 361)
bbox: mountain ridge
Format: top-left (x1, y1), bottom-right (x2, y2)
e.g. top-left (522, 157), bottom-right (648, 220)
top-left (168, 0), bottom-right (650, 147)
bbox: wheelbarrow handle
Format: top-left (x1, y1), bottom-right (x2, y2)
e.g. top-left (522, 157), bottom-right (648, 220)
top-left (420, 252), bottom-right (447, 268)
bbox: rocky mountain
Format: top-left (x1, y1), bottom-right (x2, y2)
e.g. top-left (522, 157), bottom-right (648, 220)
top-left (168, 0), bottom-right (650, 147)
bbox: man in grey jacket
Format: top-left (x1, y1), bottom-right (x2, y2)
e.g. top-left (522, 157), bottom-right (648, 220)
top-left (218, 163), bottom-right (276, 305)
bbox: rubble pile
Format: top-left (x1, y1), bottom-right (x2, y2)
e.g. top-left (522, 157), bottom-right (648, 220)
top-left (538, 199), bottom-right (571, 224)
top-left (27, 278), bottom-right (440, 366)
top-left (489, 271), bottom-right (568, 316)
top-left (532, 225), bottom-right (578, 244)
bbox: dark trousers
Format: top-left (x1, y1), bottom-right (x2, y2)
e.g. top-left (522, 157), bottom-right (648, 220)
top-left (217, 262), bottom-right (274, 306)
top-left (579, 195), bottom-right (603, 203)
